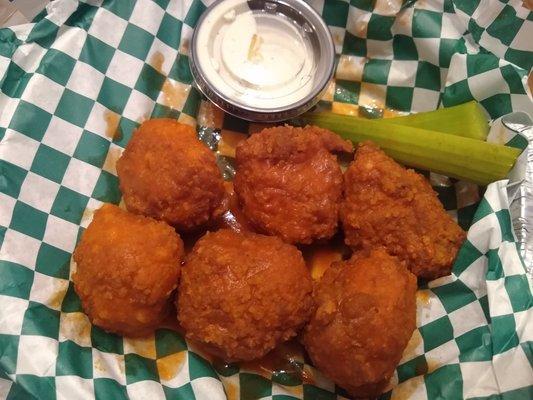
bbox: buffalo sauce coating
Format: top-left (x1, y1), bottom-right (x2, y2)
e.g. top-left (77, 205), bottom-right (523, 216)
top-left (239, 341), bottom-right (316, 385)
top-left (213, 182), bottom-right (254, 233)
top-left (158, 180), bottom-right (329, 385)
top-left (155, 164), bottom-right (346, 388)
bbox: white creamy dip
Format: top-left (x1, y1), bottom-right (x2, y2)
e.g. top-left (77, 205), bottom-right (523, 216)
top-left (195, 0), bottom-right (317, 109)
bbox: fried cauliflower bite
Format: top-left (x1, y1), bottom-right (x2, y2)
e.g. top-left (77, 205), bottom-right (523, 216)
top-left (116, 119), bottom-right (227, 231)
top-left (177, 229), bottom-right (313, 361)
top-left (73, 204), bottom-right (184, 336)
top-left (303, 249), bottom-right (417, 398)
top-left (341, 142), bottom-right (466, 280)
top-left (233, 125), bottom-right (353, 245)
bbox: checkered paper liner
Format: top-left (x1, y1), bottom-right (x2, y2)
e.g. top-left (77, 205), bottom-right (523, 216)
top-left (0, 0), bottom-right (532, 399)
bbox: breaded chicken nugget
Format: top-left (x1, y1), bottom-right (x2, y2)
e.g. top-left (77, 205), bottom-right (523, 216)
top-left (303, 249), bottom-right (417, 398)
top-left (117, 119), bottom-right (226, 231)
top-left (177, 229), bottom-right (313, 361)
top-left (234, 125), bottom-right (352, 244)
top-left (341, 142), bottom-right (465, 279)
top-left (73, 204), bottom-right (183, 336)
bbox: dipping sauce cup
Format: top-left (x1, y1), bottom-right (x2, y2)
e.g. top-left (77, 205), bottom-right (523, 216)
top-left (190, 0), bottom-right (335, 122)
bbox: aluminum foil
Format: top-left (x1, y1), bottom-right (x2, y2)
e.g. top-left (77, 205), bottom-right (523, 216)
top-left (505, 113), bottom-right (533, 277)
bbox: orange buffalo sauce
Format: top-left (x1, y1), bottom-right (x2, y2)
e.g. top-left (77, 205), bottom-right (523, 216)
top-left (237, 341), bottom-right (315, 385)
top-left (213, 181), bottom-right (253, 233)
top-left (222, 381), bottom-right (238, 400)
top-left (306, 246), bottom-right (344, 280)
top-left (157, 351), bottom-right (186, 381)
top-left (217, 131), bottom-right (247, 158)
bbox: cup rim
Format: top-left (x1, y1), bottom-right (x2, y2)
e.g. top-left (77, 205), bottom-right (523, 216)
top-left (190, 0), bottom-right (335, 119)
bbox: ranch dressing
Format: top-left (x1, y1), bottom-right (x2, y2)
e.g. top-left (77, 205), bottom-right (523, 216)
top-left (195, 0), bottom-right (316, 109)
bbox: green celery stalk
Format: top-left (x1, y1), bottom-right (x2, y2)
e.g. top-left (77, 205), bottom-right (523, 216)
top-left (311, 101), bottom-right (488, 140)
top-left (302, 112), bottom-right (520, 185)
top-left (384, 101), bottom-right (489, 140)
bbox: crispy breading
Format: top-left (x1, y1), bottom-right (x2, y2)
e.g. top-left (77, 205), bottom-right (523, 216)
top-left (234, 125), bottom-right (352, 244)
top-left (73, 204), bottom-right (183, 336)
top-left (303, 249), bottom-right (417, 398)
top-left (117, 119), bottom-right (227, 231)
top-left (177, 229), bottom-right (313, 361)
top-left (341, 142), bottom-right (465, 279)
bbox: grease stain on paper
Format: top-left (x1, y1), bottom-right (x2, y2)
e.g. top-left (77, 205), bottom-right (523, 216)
top-left (162, 80), bottom-right (190, 110)
top-left (197, 100), bottom-right (224, 128)
top-left (217, 131), bottom-right (247, 158)
top-left (102, 146), bottom-right (123, 176)
top-left (60, 312), bottom-right (92, 346)
top-left (157, 351), bottom-right (186, 381)
top-left (104, 110), bottom-right (121, 141)
top-left (125, 336), bottom-right (157, 359)
top-left (374, 0), bottom-right (403, 16)
top-left (149, 52), bottom-right (191, 112)
top-left (223, 381), bottom-right (238, 400)
top-left (401, 329), bottom-right (423, 362)
top-left (47, 277), bottom-right (69, 310)
top-left (391, 375), bottom-right (423, 400)
top-left (416, 290), bottom-right (431, 306)
top-left (151, 51), bottom-right (165, 73)
top-left (336, 55), bottom-right (365, 82)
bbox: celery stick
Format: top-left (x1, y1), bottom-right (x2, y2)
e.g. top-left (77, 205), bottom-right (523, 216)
top-left (385, 101), bottom-right (489, 140)
top-left (303, 113), bottom-right (520, 185)
top-left (309, 101), bottom-right (489, 140)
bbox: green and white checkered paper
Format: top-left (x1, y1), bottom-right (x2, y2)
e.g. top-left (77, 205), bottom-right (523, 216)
top-left (0, 0), bottom-right (532, 399)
